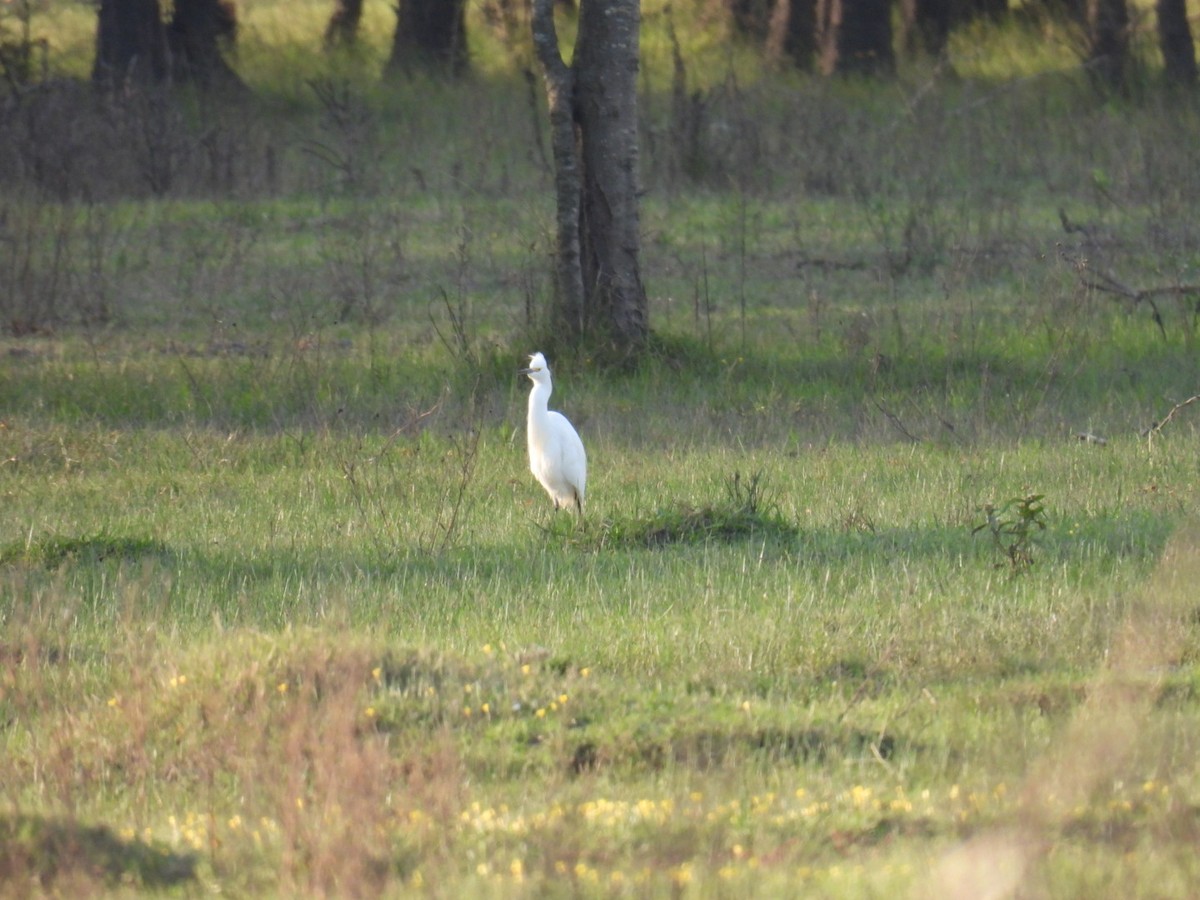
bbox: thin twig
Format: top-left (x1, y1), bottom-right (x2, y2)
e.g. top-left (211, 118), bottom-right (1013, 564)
top-left (873, 399), bottom-right (921, 443)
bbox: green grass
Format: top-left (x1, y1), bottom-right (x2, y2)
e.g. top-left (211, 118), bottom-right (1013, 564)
top-left (3, 2), bottom-right (1200, 895)
top-left (2, 405), bottom-right (1196, 894)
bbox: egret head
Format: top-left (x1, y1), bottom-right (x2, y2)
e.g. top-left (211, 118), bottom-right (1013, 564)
top-left (519, 352), bottom-right (551, 385)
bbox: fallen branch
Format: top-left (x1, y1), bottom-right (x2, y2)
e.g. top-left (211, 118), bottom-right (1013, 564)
top-left (1143, 394), bottom-right (1200, 437)
top-left (1079, 266), bottom-right (1200, 341)
top-left (1057, 246), bottom-right (1200, 341)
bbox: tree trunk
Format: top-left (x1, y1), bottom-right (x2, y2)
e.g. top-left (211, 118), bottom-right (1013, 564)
top-left (818, 0), bottom-right (895, 76)
top-left (766, 0), bottom-right (818, 71)
top-left (965, 0), bottom-right (1008, 17)
top-left (324, 0), bottom-right (365, 50)
top-left (1156, 0), bottom-right (1197, 86)
top-left (1032, 0), bottom-right (1085, 23)
top-left (532, 0), bottom-right (649, 352)
top-left (728, 0), bottom-right (771, 36)
top-left (900, 0), bottom-right (953, 62)
top-left (165, 0), bottom-right (246, 92)
top-left (726, 0), bottom-right (817, 71)
top-left (1087, 0), bottom-right (1129, 91)
top-left (387, 0), bottom-right (469, 77)
top-left (92, 0), bottom-right (168, 88)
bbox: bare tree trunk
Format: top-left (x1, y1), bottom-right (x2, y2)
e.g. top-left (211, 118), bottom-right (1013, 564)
top-left (532, 0), bottom-right (649, 352)
top-left (725, 0), bottom-right (817, 71)
top-left (818, 0), bottom-right (895, 76)
top-left (387, 0), bottom-right (468, 77)
top-left (1156, 0), bottom-right (1197, 86)
top-left (900, 0), bottom-right (953, 62)
top-left (728, 0), bottom-right (772, 36)
top-left (324, 0), bottom-right (365, 50)
top-left (765, 0), bottom-right (818, 70)
top-left (1087, 0), bottom-right (1129, 91)
top-left (166, 0), bottom-right (246, 92)
top-left (532, 0), bottom-right (584, 336)
top-left (966, 0), bottom-right (1008, 17)
top-left (92, 0), bottom-right (168, 88)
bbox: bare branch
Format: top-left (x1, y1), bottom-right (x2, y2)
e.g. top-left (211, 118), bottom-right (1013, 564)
top-left (872, 398), bottom-right (921, 443)
top-left (1143, 394), bottom-right (1200, 437)
top-left (1070, 253), bottom-right (1200, 341)
top-left (1079, 269), bottom-right (1168, 339)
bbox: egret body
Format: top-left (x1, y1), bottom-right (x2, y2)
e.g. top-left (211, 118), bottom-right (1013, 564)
top-left (520, 352), bottom-right (586, 512)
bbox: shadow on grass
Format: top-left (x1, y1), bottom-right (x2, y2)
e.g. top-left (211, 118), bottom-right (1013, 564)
top-left (568, 724), bottom-right (899, 777)
top-left (0, 533), bottom-right (173, 570)
top-left (544, 471), bottom-right (801, 550)
top-left (365, 649), bottom-right (908, 782)
top-left (0, 508), bottom-right (1172, 637)
top-left (0, 814), bottom-right (197, 890)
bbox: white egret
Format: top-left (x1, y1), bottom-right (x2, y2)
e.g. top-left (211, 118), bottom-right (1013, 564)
top-left (519, 352), bottom-right (586, 513)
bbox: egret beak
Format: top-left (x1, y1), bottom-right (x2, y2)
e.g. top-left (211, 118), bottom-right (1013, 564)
top-left (518, 361), bottom-right (541, 375)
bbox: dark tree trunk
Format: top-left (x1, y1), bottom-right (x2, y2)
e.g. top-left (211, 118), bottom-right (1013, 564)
top-left (324, 0), bottom-right (365, 50)
top-left (729, 0), bottom-right (817, 70)
top-left (901, 0), bottom-right (953, 61)
top-left (818, 0), bottom-right (895, 76)
top-left (1031, 0), bottom-right (1086, 22)
top-left (532, 0), bottom-right (649, 353)
top-left (92, 0), bottom-right (168, 88)
top-left (165, 0), bottom-right (246, 92)
top-left (1087, 0), bottom-right (1129, 91)
top-left (1156, 0), bottom-right (1197, 86)
top-left (766, 0), bottom-right (818, 70)
top-left (965, 0), bottom-right (1007, 17)
top-left (387, 0), bottom-right (469, 77)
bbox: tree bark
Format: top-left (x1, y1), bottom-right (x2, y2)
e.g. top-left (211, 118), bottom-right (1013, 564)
top-left (818, 0), bottom-right (895, 76)
top-left (726, 0), bottom-right (817, 71)
top-left (92, 0), bottom-right (168, 88)
top-left (766, 0), bottom-right (818, 71)
top-left (532, 0), bottom-right (649, 352)
top-left (900, 0), bottom-right (953, 62)
top-left (324, 0), bottom-right (365, 50)
top-left (966, 0), bottom-right (1008, 17)
top-left (165, 0), bottom-right (246, 92)
top-left (1087, 0), bottom-right (1129, 91)
top-left (387, 0), bottom-right (469, 78)
top-left (1156, 0), bottom-right (1197, 86)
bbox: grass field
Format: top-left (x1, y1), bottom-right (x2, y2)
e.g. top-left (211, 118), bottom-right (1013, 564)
top-left (3, 2), bottom-right (1200, 897)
